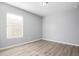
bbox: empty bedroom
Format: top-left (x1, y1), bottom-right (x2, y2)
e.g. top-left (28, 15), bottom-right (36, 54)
top-left (0, 2), bottom-right (79, 56)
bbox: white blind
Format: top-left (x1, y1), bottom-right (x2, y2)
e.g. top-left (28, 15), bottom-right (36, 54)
top-left (7, 13), bottom-right (23, 39)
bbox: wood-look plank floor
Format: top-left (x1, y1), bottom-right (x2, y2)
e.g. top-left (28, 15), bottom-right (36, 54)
top-left (0, 40), bottom-right (79, 56)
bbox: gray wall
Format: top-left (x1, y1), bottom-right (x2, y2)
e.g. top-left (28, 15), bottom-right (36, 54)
top-left (43, 8), bottom-right (79, 45)
top-left (0, 3), bottom-right (42, 48)
top-left (0, 3), bottom-right (79, 48)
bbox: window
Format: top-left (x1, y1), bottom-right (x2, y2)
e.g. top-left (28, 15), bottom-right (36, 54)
top-left (7, 13), bottom-right (23, 39)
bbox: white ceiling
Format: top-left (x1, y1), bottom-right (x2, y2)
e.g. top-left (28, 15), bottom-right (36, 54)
top-left (5, 2), bottom-right (79, 16)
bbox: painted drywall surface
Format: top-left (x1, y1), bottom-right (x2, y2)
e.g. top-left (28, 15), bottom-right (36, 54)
top-left (0, 3), bottom-right (42, 48)
top-left (0, 3), bottom-right (2, 47)
top-left (43, 9), bottom-right (79, 45)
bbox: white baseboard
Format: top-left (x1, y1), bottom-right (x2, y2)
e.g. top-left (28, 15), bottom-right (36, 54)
top-left (0, 38), bottom-right (41, 51)
top-left (42, 38), bottom-right (79, 47)
top-left (1, 38), bottom-right (79, 51)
